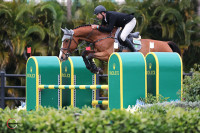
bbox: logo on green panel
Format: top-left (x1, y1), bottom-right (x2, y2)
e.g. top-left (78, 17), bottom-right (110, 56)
top-left (62, 73), bottom-right (70, 78)
top-left (113, 63), bottom-right (116, 70)
top-left (147, 63), bottom-right (155, 75)
top-left (27, 66), bottom-right (35, 78)
top-left (27, 74), bottom-right (35, 78)
top-left (62, 66), bottom-right (70, 78)
top-left (109, 63), bottom-right (119, 75)
top-left (30, 67), bottom-right (32, 73)
top-left (149, 63), bottom-right (152, 70)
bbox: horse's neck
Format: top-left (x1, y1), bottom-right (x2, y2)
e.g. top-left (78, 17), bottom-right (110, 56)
top-left (74, 26), bottom-right (117, 42)
top-left (74, 27), bottom-right (93, 39)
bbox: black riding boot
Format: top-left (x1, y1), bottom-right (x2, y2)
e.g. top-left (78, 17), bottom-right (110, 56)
top-left (124, 38), bottom-right (136, 52)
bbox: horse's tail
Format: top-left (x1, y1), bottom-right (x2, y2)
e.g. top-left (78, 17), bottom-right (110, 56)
top-left (168, 41), bottom-right (181, 56)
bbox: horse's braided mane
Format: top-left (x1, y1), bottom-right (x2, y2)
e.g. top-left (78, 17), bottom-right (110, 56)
top-left (73, 24), bottom-right (92, 29)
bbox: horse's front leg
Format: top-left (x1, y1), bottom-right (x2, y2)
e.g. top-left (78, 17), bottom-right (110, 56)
top-left (88, 53), bottom-right (103, 74)
top-left (82, 50), bottom-right (92, 70)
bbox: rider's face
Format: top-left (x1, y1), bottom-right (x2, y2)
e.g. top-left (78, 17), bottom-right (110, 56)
top-left (96, 13), bottom-right (104, 20)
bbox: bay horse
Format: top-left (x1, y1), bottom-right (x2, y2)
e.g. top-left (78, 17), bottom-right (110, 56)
top-left (59, 24), bottom-right (181, 74)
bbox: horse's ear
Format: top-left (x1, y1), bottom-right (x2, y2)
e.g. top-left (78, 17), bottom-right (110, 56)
top-left (61, 28), bottom-right (66, 33)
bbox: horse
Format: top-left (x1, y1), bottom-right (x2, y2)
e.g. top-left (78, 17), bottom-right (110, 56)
top-left (59, 24), bottom-right (181, 74)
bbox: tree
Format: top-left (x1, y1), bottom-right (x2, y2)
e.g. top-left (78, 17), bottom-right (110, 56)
top-left (67, 0), bottom-right (72, 21)
top-left (0, 1), bottom-right (66, 73)
top-left (198, 0), bottom-right (200, 16)
top-left (0, 2), bottom-right (12, 70)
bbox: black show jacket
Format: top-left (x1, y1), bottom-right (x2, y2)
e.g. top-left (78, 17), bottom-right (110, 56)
top-left (99, 11), bottom-right (134, 32)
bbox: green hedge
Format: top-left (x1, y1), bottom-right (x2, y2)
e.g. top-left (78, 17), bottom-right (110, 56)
top-left (183, 70), bottom-right (200, 102)
top-left (0, 104), bottom-right (200, 133)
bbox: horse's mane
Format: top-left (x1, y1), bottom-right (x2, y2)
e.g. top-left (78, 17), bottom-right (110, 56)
top-left (73, 24), bottom-right (117, 36)
top-left (74, 24), bottom-right (92, 29)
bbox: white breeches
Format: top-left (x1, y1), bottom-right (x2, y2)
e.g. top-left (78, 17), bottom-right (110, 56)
top-left (120, 17), bottom-right (136, 41)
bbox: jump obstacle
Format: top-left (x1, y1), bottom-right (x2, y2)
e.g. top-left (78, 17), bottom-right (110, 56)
top-left (26, 52), bottom-right (182, 111)
top-left (146, 52), bottom-right (182, 100)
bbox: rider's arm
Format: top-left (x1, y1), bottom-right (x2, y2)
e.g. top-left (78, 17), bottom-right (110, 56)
top-left (101, 20), bottom-right (107, 26)
top-left (99, 14), bottom-right (116, 32)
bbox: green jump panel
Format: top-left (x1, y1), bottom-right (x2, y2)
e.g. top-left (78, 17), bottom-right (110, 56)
top-left (145, 52), bottom-right (182, 101)
top-left (26, 56), bottom-right (61, 111)
top-left (61, 56), bottom-right (94, 108)
top-left (108, 52), bottom-right (146, 110)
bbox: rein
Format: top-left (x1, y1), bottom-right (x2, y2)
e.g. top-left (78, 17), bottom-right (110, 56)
top-left (93, 31), bottom-right (115, 43)
top-left (93, 36), bottom-right (115, 44)
top-left (72, 29), bottom-right (95, 53)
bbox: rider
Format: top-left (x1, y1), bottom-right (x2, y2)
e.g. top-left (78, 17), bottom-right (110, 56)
top-left (92, 5), bottom-right (136, 52)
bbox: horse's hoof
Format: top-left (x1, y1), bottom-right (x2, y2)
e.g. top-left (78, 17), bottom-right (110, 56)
top-left (97, 67), bottom-right (103, 75)
top-left (90, 68), bottom-right (96, 74)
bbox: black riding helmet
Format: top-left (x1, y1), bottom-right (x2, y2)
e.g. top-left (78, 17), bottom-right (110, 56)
top-left (94, 5), bottom-right (106, 15)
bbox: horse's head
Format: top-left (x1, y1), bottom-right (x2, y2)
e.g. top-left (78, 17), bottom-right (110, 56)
top-left (59, 28), bottom-right (78, 61)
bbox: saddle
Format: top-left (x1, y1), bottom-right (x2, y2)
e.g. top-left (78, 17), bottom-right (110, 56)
top-left (114, 28), bottom-right (142, 52)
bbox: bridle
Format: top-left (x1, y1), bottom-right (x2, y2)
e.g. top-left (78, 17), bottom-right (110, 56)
top-left (60, 33), bottom-right (79, 59)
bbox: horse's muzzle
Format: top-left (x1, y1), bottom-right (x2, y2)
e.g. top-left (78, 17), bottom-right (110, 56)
top-left (60, 56), bottom-right (69, 62)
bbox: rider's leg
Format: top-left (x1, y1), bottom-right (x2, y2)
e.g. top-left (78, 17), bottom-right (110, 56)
top-left (124, 38), bottom-right (136, 52)
top-left (120, 17), bottom-right (137, 52)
